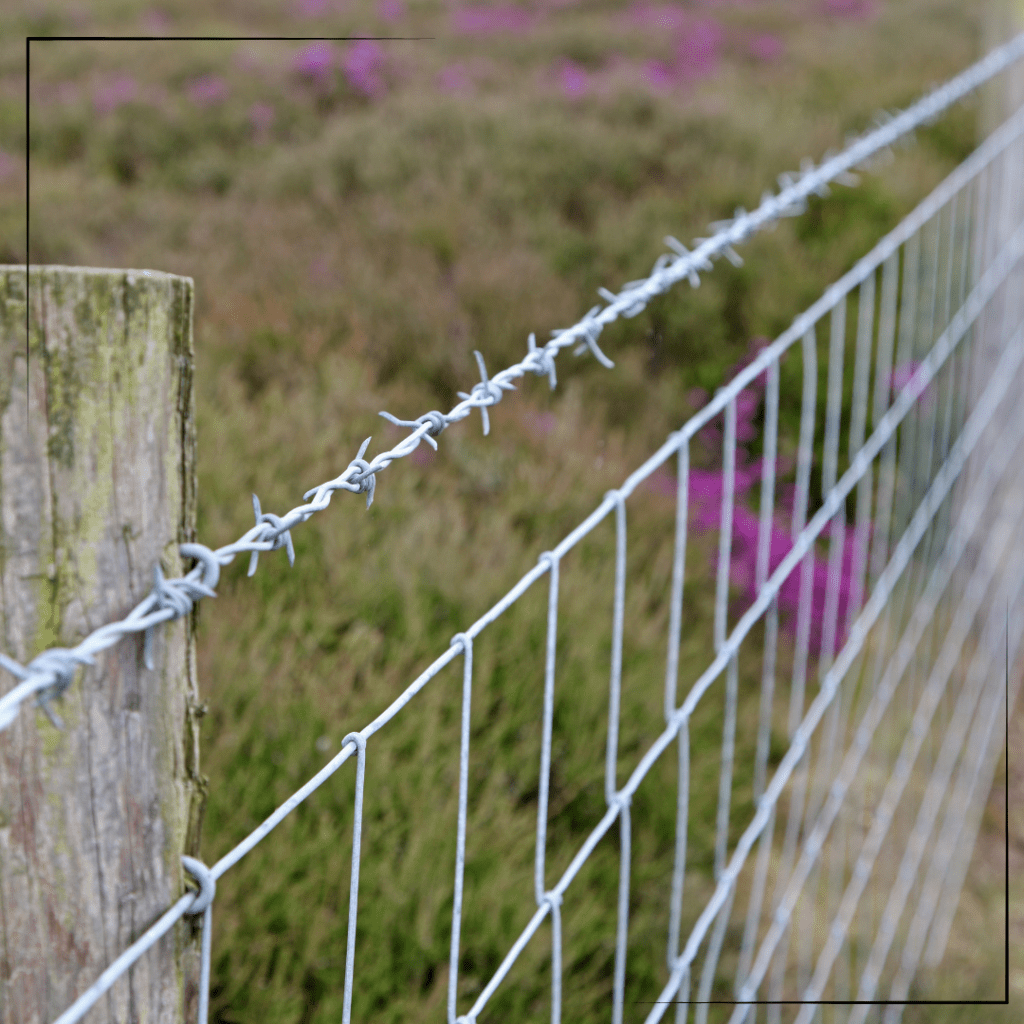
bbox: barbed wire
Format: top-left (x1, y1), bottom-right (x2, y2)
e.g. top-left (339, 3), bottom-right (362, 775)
top-left (1, 30), bottom-right (1022, 733)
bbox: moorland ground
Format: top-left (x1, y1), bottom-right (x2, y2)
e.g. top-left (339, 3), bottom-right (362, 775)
top-left (2, 1), bottom-right (1021, 1021)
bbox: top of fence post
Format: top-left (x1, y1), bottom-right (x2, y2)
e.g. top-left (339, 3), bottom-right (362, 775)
top-left (0, 265), bottom-right (206, 1023)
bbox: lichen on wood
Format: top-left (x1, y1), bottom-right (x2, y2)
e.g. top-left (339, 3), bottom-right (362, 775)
top-left (0, 265), bottom-right (205, 1024)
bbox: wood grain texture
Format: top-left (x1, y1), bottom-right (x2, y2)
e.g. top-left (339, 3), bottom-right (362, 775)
top-left (0, 266), bottom-right (206, 1024)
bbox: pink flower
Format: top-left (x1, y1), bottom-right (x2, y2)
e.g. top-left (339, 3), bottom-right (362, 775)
top-left (889, 360), bottom-right (922, 393)
top-left (889, 359), bottom-right (938, 410)
top-left (377, 0), bottom-right (404, 21)
top-left (293, 41), bottom-right (335, 81)
top-left (453, 4), bottom-right (539, 35)
top-left (559, 59), bottom-right (589, 99)
top-left (186, 74), bottom-right (228, 107)
top-left (749, 33), bottom-right (783, 62)
top-left (93, 75), bottom-right (137, 115)
top-left (674, 17), bottom-right (723, 82)
top-left (643, 59), bottom-right (675, 91)
top-left (778, 482), bottom-right (797, 514)
top-left (723, 505), bottom-right (869, 657)
top-left (437, 63), bottom-right (473, 94)
top-left (698, 420), bottom-right (722, 452)
top-left (342, 40), bottom-right (386, 98)
top-left (675, 331), bottom-right (876, 658)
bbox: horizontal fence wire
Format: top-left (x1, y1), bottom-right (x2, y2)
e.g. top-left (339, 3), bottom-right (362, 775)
top-left (23, 40), bottom-right (1024, 1024)
top-left (3, 31), bottom-right (1024, 733)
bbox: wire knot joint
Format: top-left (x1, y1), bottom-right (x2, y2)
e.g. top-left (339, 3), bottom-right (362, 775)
top-left (182, 856), bottom-right (216, 915)
top-left (248, 494), bottom-right (297, 576)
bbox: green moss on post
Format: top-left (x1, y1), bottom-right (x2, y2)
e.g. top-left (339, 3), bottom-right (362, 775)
top-left (0, 265), bottom-right (205, 1023)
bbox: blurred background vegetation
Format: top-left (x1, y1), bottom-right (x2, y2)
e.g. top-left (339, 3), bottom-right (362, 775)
top-left (2, 1), bottom-right (1020, 1021)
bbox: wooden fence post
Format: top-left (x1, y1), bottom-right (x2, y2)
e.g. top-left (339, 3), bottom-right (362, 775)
top-left (0, 265), bottom-right (207, 1023)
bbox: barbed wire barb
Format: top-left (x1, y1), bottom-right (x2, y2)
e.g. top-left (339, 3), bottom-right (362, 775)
top-left (523, 332), bottom-right (558, 390)
top-left (25, 32), bottom-right (1024, 1022)
top-left (457, 350), bottom-right (516, 436)
top-left (2, 31), bottom-right (1023, 740)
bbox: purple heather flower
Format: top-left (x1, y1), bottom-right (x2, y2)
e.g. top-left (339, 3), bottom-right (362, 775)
top-left (186, 74), bottom-right (228, 107)
top-left (749, 33), bottom-right (783, 62)
top-left (93, 75), bottom-right (138, 115)
top-left (890, 360), bottom-right (937, 409)
top-left (342, 40), bottom-right (386, 98)
top-left (559, 60), bottom-right (590, 100)
top-left (643, 59), bottom-right (675, 91)
top-left (688, 467), bottom-right (726, 507)
top-left (720, 505), bottom-right (869, 657)
top-left (674, 17), bottom-right (723, 82)
top-left (698, 420), bottom-right (722, 451)
top-left (293, 41), bottom-right (336, 81)
top-left (779, 480), bottom-right (797, 512)
top-left (889, 360), bottom-right (922, 393)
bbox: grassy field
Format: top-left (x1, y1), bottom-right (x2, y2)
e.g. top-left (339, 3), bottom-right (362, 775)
top-left (1, 1), bottom-right (1019, 1021)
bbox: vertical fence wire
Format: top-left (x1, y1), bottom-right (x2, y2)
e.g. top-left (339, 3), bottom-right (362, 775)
top-left (768, 323), bottom-right (820, 1024)
top-left (448, 633), bottom-right (474, 1024)
top-left (341, 731), bottom-right (367, 1024)
top-left (535, 552), bottom-right (560, 908)
top-left (732, 317), bottom-right (1024, 1021)
top-left (29, 69), bottom-right (1024, 1024)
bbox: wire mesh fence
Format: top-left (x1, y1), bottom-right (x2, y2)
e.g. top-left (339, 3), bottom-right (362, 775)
top-left (8, 35), bottom-right (1024, 1024)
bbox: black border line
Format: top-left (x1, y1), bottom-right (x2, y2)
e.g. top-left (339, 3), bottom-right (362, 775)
top-left (20, 28), bottom-right (1014, 1018)
top-left (641, 599), bottom-right (1015, 1009)
top-left (1005, 595), bottom-right (1010, 1005)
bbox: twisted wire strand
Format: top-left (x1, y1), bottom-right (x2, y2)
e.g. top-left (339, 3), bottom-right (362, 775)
top-left (1, 34), bottom-right (1021, 736)
top-left (40, 52), bottom-right (1024, 1021)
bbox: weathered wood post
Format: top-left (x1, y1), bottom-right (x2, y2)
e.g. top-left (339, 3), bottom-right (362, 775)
top-left (0, 266), bottom-right (207, 1023)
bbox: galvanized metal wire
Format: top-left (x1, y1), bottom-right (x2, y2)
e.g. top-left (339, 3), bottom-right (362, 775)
top-left (16, 34), bottom-right (1024, 1024)
top-left (3, 32), bottom-right (1024, 734)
